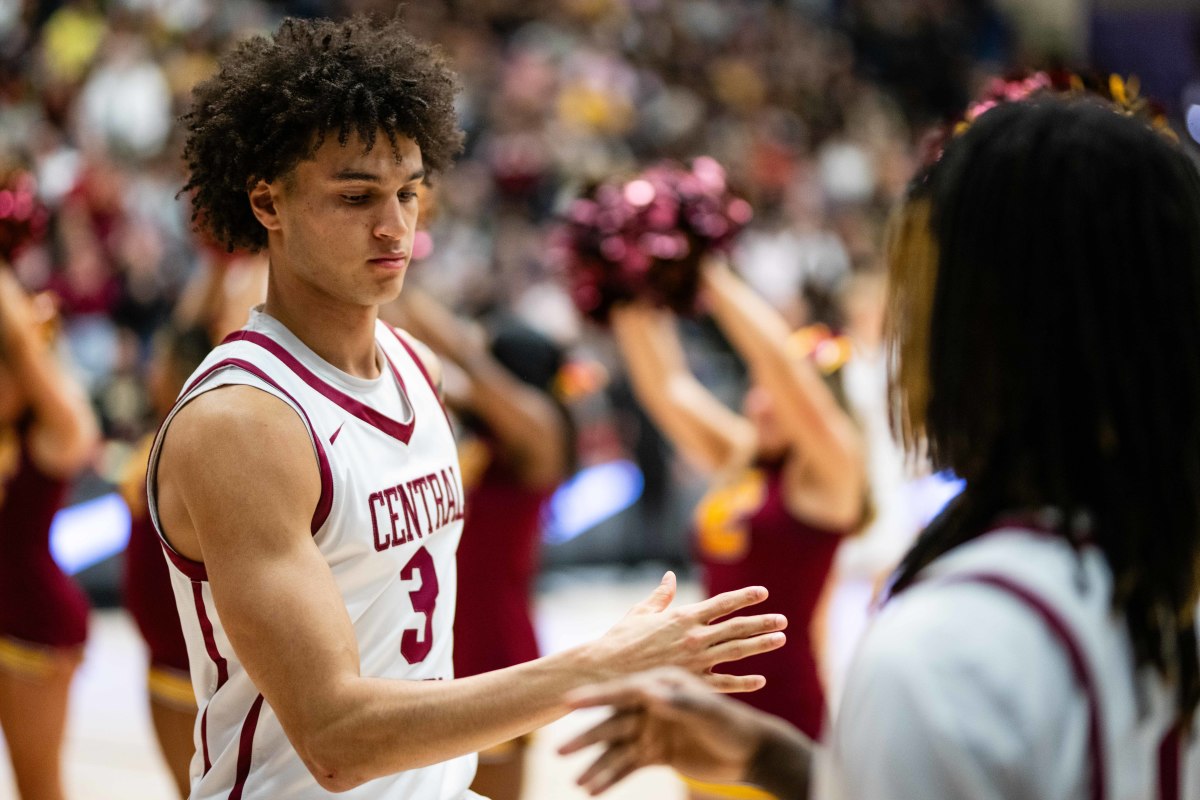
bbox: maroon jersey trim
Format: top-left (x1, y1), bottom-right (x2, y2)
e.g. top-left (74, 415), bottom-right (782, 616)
top-left (191, 580), bottom-right (227, 775)
top-left (384, 324), bottom-right (452, 429)
top-left (1158, 722), bottom-right (1182, 800)
top-left (222, 329), bottom-right (417, 445)
top-left (944, 572), bottom-right (1107, 800)
top-left (228, 694), bottom-right (265, 800)
top-left (201, 708), bottom-right (212, 774)
top-left (191, 581), bottom-right (229, 686)
top-left (161, 541), bottom-right (208, 582)
top-left (166, 356), bottom-right (335, 549)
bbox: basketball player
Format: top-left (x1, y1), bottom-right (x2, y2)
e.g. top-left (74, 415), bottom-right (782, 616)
top-left (0, 268), bottom-right (100, 800)
top-left (394, 285), bottom-right (574, 800)
top-left (610, 258), bottom-right (866, 800)
top-left (119, 325), bottom-right (212, 797)
top-left (150, 16), bottom-right (788, 799)
top-left (559, 95), bottom-right (1200, 799)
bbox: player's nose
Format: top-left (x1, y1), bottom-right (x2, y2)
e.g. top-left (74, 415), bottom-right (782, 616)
top-left (373, 195), bottom-right (411, 241)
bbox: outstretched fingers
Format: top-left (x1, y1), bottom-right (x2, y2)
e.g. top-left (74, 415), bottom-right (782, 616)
top-left (687, 585), bottom-right (770, 623)
top-left (630, 571), bottom-right (678, 615)
top-left (702, 671), bottom-right (768, 694)
top-left (703, 630), bottom-right (787, 671)
top-left (559, 711), bottom-right (642, 756)
top-left (702, 613), bottom-right (788, 647)
top-left (577, 741), bottom-right (644, 796)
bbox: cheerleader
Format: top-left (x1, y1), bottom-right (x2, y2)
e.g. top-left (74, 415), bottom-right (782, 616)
top-left (610, 256), bottom-right (867, 800)
top-left (0, 268), bottom-right (99, 800)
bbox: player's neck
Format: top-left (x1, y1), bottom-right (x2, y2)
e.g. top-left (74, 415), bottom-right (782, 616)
top-left (263, 272), bottom-right (381, 380)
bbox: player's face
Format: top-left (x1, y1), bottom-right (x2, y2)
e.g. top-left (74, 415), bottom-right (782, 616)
top-left (267, 131), bottom-right (425, 309)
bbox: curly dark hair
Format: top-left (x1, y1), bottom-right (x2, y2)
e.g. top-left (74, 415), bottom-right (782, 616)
top-left (181, 15), bottom-right (463, 252)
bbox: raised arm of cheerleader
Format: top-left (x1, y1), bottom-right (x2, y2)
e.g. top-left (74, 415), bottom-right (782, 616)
top-left (0, 269), bottom-right (99, 477)
top-left (700, 258), bottom-right (865, 526)
top-left (392, 286), bottom-right (570, 489)
top-left (610, 302), bottom-right (755, 476)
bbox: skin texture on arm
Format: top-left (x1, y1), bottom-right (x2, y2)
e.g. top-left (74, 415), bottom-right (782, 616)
top-left (700, 259), bottom-right (866, 529)
top-left (0, 270), bottom-right (99, 477)
top-left (560, 668), bottom-right (811, 798)
top-left (610, 303), bottom-right (756, 476)
top-left (154, 385), bottom-right (789, 792)
top-left (392, 286), bottom-right (569, 489)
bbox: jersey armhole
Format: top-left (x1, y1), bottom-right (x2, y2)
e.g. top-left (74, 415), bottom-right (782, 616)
top-left (146, 360), bottom-right (336, 581)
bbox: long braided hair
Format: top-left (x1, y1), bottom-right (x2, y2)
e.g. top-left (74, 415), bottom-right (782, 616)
top-left (887, 96), bottom-right (1200, 723)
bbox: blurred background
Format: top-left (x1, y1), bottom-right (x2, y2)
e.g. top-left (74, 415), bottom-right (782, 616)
top-left (0, 0), bottom-right (1197, 797)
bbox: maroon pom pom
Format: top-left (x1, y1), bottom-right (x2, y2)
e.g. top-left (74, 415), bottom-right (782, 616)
top-left (0, 169), bottom-right (49, 264)
top-left (558, 158), bottom-right (752, 325)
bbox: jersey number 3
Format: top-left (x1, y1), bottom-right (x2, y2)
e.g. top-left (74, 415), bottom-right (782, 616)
top-left (400, 547), bottom-right (439, 664)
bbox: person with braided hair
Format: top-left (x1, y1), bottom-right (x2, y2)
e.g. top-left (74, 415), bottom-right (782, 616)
top-left (560, 93), bottom-right (1200, 800)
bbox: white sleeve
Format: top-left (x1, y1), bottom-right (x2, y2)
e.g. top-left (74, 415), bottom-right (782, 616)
top-left (824, 582), bottom-right (1088, 800)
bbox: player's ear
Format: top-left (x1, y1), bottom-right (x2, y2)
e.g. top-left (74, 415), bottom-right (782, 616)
top-left (248, 179), bottom-right (283, 233)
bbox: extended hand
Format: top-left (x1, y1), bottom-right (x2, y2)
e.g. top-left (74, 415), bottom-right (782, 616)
top-left (587, 572), bottom-right (787, 693)
top-left (559, 667), bottom-right (794, 795)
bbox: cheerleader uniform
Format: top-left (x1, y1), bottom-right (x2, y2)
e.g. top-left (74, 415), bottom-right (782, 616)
top-left (695, 461), bottom-right (845, 740)
top-left (452, 437), bottom-right (551, 680)
top-left (0, 424), bottom-right (89, 671)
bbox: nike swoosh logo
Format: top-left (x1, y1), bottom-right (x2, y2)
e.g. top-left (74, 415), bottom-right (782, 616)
top-left (329, 421), bottom-right (345, 445)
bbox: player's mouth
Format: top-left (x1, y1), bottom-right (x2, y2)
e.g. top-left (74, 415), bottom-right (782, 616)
top-left (369, 253), bottom-right (409, 270)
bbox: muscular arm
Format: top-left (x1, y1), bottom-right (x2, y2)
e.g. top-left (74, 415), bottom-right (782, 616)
top-left (393, 288), bottom-right (569, 489)
top-left (0, 270), bottom-right (98, 476)
top-left (701, 260), bottom-right (865, 525)
top-left (156, 387), bottom-right (787, 792)
top-left (610, 303), bottom-right (755, 476)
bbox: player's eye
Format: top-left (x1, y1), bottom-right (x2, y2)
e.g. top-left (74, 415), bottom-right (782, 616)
top-left (342, 194), bottom-right (370, 204)
top-left (398, 191), bottom-right (419, 203)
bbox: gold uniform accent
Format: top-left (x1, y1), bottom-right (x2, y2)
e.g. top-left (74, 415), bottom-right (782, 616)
top-left (681, 774), bottom-right (779, 799)
top-left (147, 666), bottom-right (197, 710)
top-left (117, 434), bottom-right (156, 517)
top-left (694, 468), bottom-right (767, 563)
top-left (0, 425), bottom-right (19, 507)
top-left (0, 636), bottom-right (55, 678)
top-left (456, 436), bottom-right (492, 494)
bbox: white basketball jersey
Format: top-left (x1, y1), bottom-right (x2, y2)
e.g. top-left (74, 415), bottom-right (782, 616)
top-left (147, 309), bottom-right (477, 799)
top-left (824, 526), bottom-right (1199, 800)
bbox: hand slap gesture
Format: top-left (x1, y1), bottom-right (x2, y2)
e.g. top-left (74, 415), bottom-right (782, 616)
top-left (559, 668), bottom-right (810, 798)
top-left (584, 572), bottom-right (788, 692)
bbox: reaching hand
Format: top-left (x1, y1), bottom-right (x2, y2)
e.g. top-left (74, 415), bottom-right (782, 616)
top-left (586, 572), bottom-right (787, 693)
top-left (560, 667), bottom-right (808, 796)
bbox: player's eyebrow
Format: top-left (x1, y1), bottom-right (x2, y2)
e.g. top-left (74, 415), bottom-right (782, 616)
top-left (333, 168), bottom-right (426, 183)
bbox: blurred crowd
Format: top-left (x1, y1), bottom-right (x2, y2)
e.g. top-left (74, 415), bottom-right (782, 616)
top-left (0, 0), bottom-right (1022, 560)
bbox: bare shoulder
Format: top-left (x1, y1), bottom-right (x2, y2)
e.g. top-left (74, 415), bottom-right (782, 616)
top-left (162, 384), bottom-right (316, 472)
top-left (157, 384), bottom-right (322, 559)
top-left (391, 325), bottom-right (443, 395)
